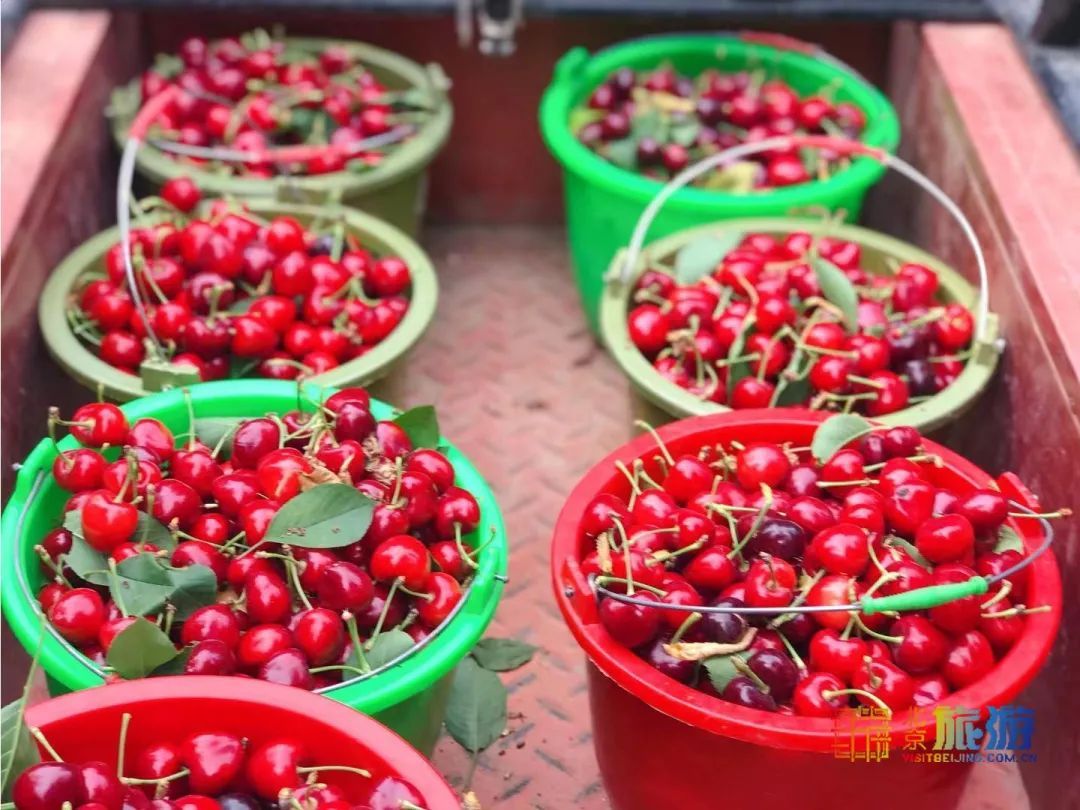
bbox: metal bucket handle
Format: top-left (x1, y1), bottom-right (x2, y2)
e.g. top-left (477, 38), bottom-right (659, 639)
top-left (615, 134), bottom-right (993, 344)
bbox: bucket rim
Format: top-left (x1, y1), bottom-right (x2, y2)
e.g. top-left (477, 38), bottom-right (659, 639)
top-left (550, 409), bottom-right (1061, 751)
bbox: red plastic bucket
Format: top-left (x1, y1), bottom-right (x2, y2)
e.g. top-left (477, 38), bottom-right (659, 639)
top-left (22, 676), bottom-right (461, 808)
top-left (551, 411), bottom-right (1061, 810)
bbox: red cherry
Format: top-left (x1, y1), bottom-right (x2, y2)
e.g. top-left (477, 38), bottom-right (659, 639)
top-left (265, 217), bottom-right (307, 256)
top-left (810, 523), bottom-right (870, 577)
top-left (433, 487), bottom-right (481, 539)
top-left (627, 305), bottom-right (671, 355)
top-left (255, 448), bottom-right (312, 501)
top-left (809, 629), bottom-right (867, 682)
top-left (171, 449), bottom-right (223, 497)
top-left (316, 561), bottom-right (375, 612)
top-left (928, 563), bottom-right (982, 634)
top-left (293, 607), bottom-right (346, 665)
top-left (366, 777), bottom-right (425, 810)
top-left (230, 419), bottom-right (282, 469)
top-left (370, 535), bottom-right (431, 589)
top-left (598, 593), bottom-right (660, 647)
top-left (890, 615), bottom-right (949, 674)
top-left (81, 492), bottom-right (138, 552)
top-left (49, 587), bottom-right (106, 645)
top-left (942, 630), bottom-right (996, 689)
top-left (69, 403), bottom-right (129, 447)
top-left (184, 639), bottom-right (237, 675)
top-left (805, 574), bottom-right (857, 630)
top-left (237, 624), bottom-right (293, 671)
top-left (245, 570), bottom-right (292, 624)
top-left (730, 377), bottom-right (775, 409)
top-left (793, 671), bottom-right (847, 717)
top-left (245, 739), bottom-right (307, 799)
top-left (744, 556), bottom-right (796, 608)
top-left (52, 448), bottom-right (107, 491)
top-left (883, 481), bottom-right (935, 536)
top-left (915, 514), bottom-right (975, 564)
top-left (181, 604), bottom-right (241, 648)
top-left (851, 658), bottom-right (915, 711)
top-left (258, 648), bottom-right (315, 690)
top-left (131, 742), bottom-right (187, 798)
top-left (161, 177), bottom-right (202, 212)
top-left (736, 443), bottom-right (791, 490)
top-left (12, 763), bottom-right (83, 810)
top-left (417, 572), bottom-right (463, 627)
top-left (181, 732), bottom-right (245, 795)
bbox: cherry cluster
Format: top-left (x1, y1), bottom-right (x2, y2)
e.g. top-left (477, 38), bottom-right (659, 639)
top-left (38, 387), bottom-right (482, 691)
top-left (139, 31), bottom-right (417, 177)
top-left (583, 422), bottom-right (1048, 715)
top-left (574, 65), bottom-right (866, 188)
top-left (627, 231), bottom-right (975, 415)
top-left (13, 722), bottom-right (426, 809)
top-left (72, 181), bottom-right (411, 381)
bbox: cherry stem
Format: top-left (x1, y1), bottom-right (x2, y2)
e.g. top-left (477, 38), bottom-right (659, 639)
top-left (281, 549), bottom-right (314, 611)
top-left (853, 615), bottom-right (902, 644)
top-left (397, 583), bottom-right (434, 602)
top-left (121, 768), bottom-right (190, 786)
top-left (670, 611), bottom-right (701, 645)
top-left (613, 517), bottom-right (636, 596)
top-left (982, 604), bottom-right (1052, 619)
top-left (816, 478), bottom-right (879, 489)
top-left (862, 571), bottom-right (898, 599)
top-left (453, 523), bottom-right (480, 571)
top-left (980, 580), bottom-right (1013, 610)
top-left (309, 664), bottom-right (368, 676)
top-left (365, 577), bottom-right (403, 650)
top-left (297, 764), bottom-right (372, 779)
top-left (1007, 508), bottom-right (1072, 519)
top-left (389, 457), bottom-right (405, 507)
top-left (775, 628), bottom-right (808, 672)
top-left (34, 547), bottom-right (73, 587)
top-left (182, 388), bottom-right (196, 450)
top-left (29, 726), bottom-right (64, 762)
top-left (769, 570), bottom-right (824, 628)
top-left (116, 712), bottom-right (131, 780)
top-left (400, 803), bottom-right (426, 810)
top-left (613, 460), bottom-right (642, 503)
top-left (821, 688), bottom-right (892, 716)
top-left (840, 615), bottom-right (857, 641)
top-left (727, 486), bottom-right (773, 561)
top-left (733, 655), bottom-right (769, 692)
top-left (594, 576), bottom-right (666, 597)
top-left (633, 420), bottom-right (674, 466)
top-left (342, 612), bottom-right (371, 673)
top-left (651, 538), bottom-right (706, 565)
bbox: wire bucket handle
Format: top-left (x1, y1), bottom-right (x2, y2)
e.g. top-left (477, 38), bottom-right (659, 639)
top-left (614, 134), bottom-right (994, 345)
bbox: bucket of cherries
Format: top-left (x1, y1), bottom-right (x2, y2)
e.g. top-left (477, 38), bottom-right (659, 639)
top-left (600, 136), bottom-right (1001, 433)
top-left (551, 410), bottom-right (1062, 810)
top-left (4, 676), bottom-right (463, 809)
top-left (38, 177), bottom-right (437, 403)
top-left (0, 380), bottom-right (508, 754)
top-left (106, 30), bottom-right (453, 234)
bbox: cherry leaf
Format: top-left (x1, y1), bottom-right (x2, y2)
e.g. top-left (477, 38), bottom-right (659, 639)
top-left (883, 536), bottom-right (931, 570)
top-left (673, 232), bottom-right (744, 286)
top-left (61, 509), bottom-right (110, 586)
top-left (364, 630), bottom-right (416, 671)
top-left (568, 107), bottom-right (604, 135)
top-left (809, 256), bottom-right (859, 334)
top-left (139, 358), bottom-right (202, 393)
top-left (0, 696), bottom-right (39, 801)
top-left (263, 483), bottom-right (376, 548)
top-left (392, 406), bottom-right (440, 450)
top-left (148, 644), bottom-right (196, 677)
top-left (444, 657), bottom-right (507, 753)
top-left (193, 417), bottom-right (244, 455)
top-left (810, 414), bottom-right (874, 463)
top-left (470, 638), bottom-right (537, 672)
top-left (604, 138), bottom-right (638, 170)
top-left (113, 553), bottom-right (217, 620)
top-left (703, 653), bottom-right (742, 693)
top-left (106, 618), bottom-right (180, 680)
top-left (994, 525), bottom-right (1024, 554)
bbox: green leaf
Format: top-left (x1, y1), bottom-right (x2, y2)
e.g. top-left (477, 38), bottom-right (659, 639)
top-left (725, 315), bottom-right (757, 400)
top-left (700, 161), bottom-right (758, 192)
top-left (994, 525), bottom-right (1024, 554)
top-left (364, 630), bottom-right (415, 670)
top-left (113, 554), bottom-right (217, 620)
top-left (263, 483), bottom-right (376, 548)
top-left (630, 109), bottom-right (668, 142)
top-left (809, 256), bottom-right (859, 334)
top-left (148, 644), bottom-right (195, 677)
top-left (193, 417), bottom-right (244, 455)
top-left (703, 654), bottom-right (742, 693)
top-left (604, 138), bottom-right (638, 170)
top-left (670, 119), bottom-right (701, 147)
top-left (568, 107), bottom-right (604, 135)
top-left (227, 297), bottom-right (257, 315)
top-left (387, 87), bottom-right (434, 112)
top-left (444, 658), bottom-right (507, 753)
top-left (393, 406), bottom-right (440, 450)
top-left (470, 638), bottom-right (537, 672)
top-left (151, 52), bottom-right (185, 79)
top-left (772, 373), bottom-right (813, 408)
top-left (673, 232), bottom-right (744, 285)
top-left (810, 414), bottom-right (874, 463)
top-left (883, 536), bottom-right (931, 570)
top-left (140, 359), bottom-right (202, 393)
top-left (800, 147), bottom-right (820, 176)
top-left (0, 698), bottom-right (39, 801)
top-left (132, 512), bottom-right (176, 552)
top-left (106, 618), bottom-right (180, 680)
top-left (61, 510), bottom-right (110, 586)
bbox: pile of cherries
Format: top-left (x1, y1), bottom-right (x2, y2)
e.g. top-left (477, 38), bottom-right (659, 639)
top-left (627, 231), bottom-right (976, 415)
top-left (38, 386), bottom-right (482, 691)
top-left (71, 178), bottom-right (412, 380)
top-left (138, 31), bottom-right (422, 177)
top-left (12, 720), bottom-right (428, 809)
top-left (575, 64), bottom-right (866, 188)
top-left (584, 421), bottom-right (1049, 715)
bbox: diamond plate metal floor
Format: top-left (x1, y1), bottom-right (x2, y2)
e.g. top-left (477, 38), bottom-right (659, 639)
top-left (375, 225), bottom-right (1030, 810)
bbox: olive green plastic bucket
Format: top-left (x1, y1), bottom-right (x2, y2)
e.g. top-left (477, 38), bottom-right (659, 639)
top-left (108, 38), bottom-right (453, 236)
top-left (539, 33), bottom-right (901, 332)
top-left (0, 380), bottom-right (507, 755)
top-left (38, 200), bottom-right (437, 403)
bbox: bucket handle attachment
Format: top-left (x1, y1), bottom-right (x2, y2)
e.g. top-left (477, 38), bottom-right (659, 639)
top-left (614, 134), bottom-right (994, 345)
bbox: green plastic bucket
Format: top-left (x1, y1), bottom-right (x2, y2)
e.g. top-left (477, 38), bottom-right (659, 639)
top-left (600, 140), bottom-right (1001, 434)
top-left (38, 199), bottom-right (438, 403)
top-left (108, 37), bottom-right (453, 236)
top-left (539, 33), bottom-right (901, 332)
top-left (0, 380), bottom-right (507, 754)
